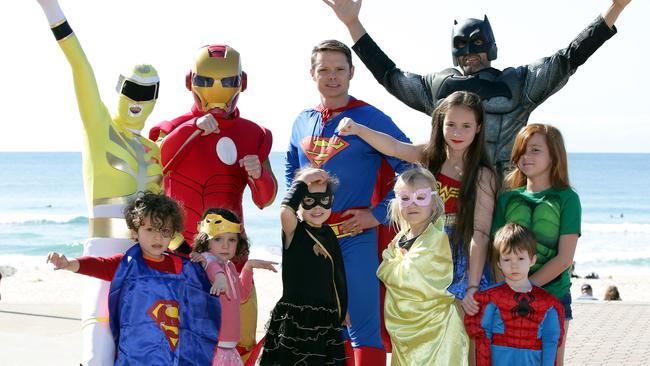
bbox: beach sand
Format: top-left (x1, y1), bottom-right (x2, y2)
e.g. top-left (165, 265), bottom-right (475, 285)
top-left (1, 264), bottom-right (650, 365)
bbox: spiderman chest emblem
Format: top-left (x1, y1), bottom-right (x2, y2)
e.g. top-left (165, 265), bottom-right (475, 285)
top-left (511, 292), bottom-right (535, 319)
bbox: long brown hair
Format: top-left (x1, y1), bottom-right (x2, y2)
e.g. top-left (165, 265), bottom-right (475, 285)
top-left (421, 91), bottom-right (496, 256)
top-left (506, 123), bottom-right (570, 190)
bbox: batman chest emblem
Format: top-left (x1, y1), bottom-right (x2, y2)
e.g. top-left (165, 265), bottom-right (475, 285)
top-left (436, 75), bottom-right (513, 101)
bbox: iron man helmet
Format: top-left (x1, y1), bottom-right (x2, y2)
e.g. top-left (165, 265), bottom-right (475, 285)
top-left (188, 45), bottom-right (247, 114)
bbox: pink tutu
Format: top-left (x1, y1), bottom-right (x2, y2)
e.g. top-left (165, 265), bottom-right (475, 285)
top-left (212, 346), bottom-right (244, 366)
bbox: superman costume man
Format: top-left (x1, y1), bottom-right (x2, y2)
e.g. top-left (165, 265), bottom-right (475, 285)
top-left (285, 39), bottom-right (412, 366)
top-left (149, 45), bottom-right (277, 362)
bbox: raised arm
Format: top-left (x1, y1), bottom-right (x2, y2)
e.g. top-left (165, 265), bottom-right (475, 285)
top-left (324, 0), bottom-right (436, 115)
top-left (603, 0), bottom-right (631, 29)
top-left (523, 2), bottom-right (625, 107)
top-left (322, 0), bottom-right (367, 42)
top-left (337, 117), bottom-right (424, 163)
top-left (280, 169), bottom-right (330, 246)
top-left (36, 0), bottom-right (108, 136)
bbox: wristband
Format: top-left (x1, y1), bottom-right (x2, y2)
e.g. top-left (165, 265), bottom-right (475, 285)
top-left (51, 20), bottom-right (73, 41)
top-left (281, 180), bottom-right (308, 212)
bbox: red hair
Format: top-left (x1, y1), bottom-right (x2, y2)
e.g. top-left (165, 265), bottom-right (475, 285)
top-left (506, 124), bottom-right (570, 189)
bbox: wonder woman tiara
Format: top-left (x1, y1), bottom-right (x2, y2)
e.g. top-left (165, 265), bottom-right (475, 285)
top-left (198, 214), bottom-right (241, 238)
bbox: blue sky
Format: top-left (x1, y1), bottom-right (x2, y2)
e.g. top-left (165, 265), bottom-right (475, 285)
top-left (1, 0), bottom-right (646, 152)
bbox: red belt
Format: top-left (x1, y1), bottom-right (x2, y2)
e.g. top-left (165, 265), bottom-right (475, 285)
top-left (326, 206), bottom-right (367, 239)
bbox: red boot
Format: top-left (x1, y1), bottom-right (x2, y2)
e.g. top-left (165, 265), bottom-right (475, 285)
top-left (344, 339), bottom-right (355, 366)
top-left (354, 346), bottom-right (386, 366)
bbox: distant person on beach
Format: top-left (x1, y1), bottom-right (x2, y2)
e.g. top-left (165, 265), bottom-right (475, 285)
top-left (191, 208), bottom-right (277, 366)
top-left (260, 168), bottom-right (348, 365)
top-left (465, 223), bottom-right (564, 366)
top-left (569, 261), bottom-right (580, 278)
top-left (576, 284), bottom-right (598, 300)
top-left (604, 285), bottom-right (622, 301)
top-left (492, 124), bottom-right (580, 366)
top-left (324, 0), bottom-right (631, 175)
top-left (284, 40), bottom-right (412, 364)
top-left (46, 192), bottom-right (220, 365)
top-left (376, 167), bottom-right (468, 365)
top-left (36, 0), bottom-right (163, 363)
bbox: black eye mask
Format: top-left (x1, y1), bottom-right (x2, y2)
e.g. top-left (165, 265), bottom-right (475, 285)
top-left (301, 190), bottom-right (333, 210)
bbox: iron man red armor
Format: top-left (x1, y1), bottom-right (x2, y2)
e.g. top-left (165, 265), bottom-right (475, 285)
top-left (150, 45), bottom-right (277, 362)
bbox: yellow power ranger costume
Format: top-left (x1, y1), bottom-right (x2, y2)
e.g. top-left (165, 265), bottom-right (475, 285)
top-left (37, 0), bottom-right (162, 364)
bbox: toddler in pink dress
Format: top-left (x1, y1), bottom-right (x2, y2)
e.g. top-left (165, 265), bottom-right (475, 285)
top-left (193, 208), bottom-right (277, 366)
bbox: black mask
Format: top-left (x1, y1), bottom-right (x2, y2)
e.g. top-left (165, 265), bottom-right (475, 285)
top-left (301, 190), bottom-right (333, 210)
top-left (451, 15), bottom-right (498, 66)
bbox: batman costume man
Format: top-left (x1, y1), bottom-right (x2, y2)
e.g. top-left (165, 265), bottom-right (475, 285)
top-left (324, 0), bottom-right (631, 174)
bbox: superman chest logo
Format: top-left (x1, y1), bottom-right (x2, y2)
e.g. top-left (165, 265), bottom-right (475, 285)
top-left (148, 300), bottom-right (180, 352)
top-left (300, 136), bottom-right (349, 167)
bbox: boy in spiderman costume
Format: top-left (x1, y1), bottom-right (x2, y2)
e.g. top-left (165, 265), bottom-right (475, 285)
top-left (149, 45), bottom-right (277, 363)
top-left (464, 223), bottom-right (564, 366)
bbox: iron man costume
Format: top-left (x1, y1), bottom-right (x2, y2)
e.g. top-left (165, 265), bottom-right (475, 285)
top-left (37, 0), bottom-right (162, 364)
top-left (149, 45), bottom-right (277, 364)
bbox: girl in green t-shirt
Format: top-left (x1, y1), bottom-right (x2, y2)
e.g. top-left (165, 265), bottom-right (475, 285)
top-left (492, 123), bottom-right (581, 366)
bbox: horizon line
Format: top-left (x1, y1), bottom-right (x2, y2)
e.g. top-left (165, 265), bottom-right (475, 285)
top-left (1, 150), bottom-right (649, 154)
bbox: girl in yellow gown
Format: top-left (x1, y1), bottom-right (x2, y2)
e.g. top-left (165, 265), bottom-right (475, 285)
top-left (377, 167), bottom-right (468, 365)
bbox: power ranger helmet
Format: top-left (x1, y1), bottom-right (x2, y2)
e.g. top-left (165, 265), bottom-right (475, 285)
top-left (451, 15), bottom-right (498, 66)
top-left (186, 45), bottom-right (248, 114)
top-left (114, 64), bottom-right (160, 130)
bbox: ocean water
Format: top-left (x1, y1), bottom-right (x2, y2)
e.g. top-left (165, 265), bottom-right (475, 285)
top-left (0, 152), bottom-right (648, 276)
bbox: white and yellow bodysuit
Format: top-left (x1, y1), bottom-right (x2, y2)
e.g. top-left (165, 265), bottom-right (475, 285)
top-left (37, 0), bottom-right (162, 364)
top-left (377, 220), bottom-right (469, 366)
